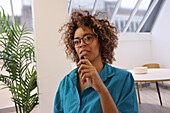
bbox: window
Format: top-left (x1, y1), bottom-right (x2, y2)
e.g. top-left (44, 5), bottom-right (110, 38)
top-left (68, 0), bottom-right (164, 33)
top-left (0, 0), bottom-right (33, 28)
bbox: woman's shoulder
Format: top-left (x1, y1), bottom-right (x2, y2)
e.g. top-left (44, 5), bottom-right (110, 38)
top-left (58, 67), bottom-right (78, 88)
top-left (105, 64), bottom-right (131, 74)
top-left (105, 64), bottom-right (133, 80)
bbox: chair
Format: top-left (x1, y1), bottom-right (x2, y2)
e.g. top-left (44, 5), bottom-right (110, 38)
top-left (140, 63), bottom-right (166, 91)
top-left (143, 63), bottom-right (160, 68)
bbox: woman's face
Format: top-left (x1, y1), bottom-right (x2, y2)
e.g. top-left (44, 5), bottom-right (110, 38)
top-left (73, 26), bottom-right (101, 63)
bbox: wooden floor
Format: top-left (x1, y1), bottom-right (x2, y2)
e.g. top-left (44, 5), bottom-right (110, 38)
top-left (138, 81), bottom-right (170, 113)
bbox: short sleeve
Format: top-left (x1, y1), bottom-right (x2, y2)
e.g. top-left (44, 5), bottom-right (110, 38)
top-left (117, 72), bottom-right (138, 113)
top-left (54, 83), bottom-right (64, 113)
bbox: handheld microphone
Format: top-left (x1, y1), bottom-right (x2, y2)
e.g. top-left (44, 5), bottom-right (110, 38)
top-left (77, 56), bottom-right (85, 68)
top-left (80, 56), bottom-right (85, 60)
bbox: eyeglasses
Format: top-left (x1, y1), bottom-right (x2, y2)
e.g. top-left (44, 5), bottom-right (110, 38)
top-left (73, 33), bottom-right (96, 47)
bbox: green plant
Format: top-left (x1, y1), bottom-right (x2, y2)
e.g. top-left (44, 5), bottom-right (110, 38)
top-left (0, 7), bottom-right (38, 113)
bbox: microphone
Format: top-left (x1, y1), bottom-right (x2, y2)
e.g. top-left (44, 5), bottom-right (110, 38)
top-left (80, 56), bottom-right (85, 60)
top-left (77, 56), bottom-right (85, 68)
top-left (80, 56), bottom-right (85, 65)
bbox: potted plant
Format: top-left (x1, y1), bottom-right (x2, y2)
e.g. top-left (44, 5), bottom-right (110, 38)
top-left (0, 7), bottom-right (39, 113)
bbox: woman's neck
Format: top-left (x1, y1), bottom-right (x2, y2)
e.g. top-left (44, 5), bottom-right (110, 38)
top-left (91, 56), bottom-right (104, 74)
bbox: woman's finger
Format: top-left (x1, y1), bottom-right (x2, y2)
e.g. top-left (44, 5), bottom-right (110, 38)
top-left (79, 69), bottom-right (90, 79)
top-left (78, 64), bottom-right (90, 74)
top-left (81, 73), bottom-right (92, 84)
top-left (77, 59), bottom-right (92, 66)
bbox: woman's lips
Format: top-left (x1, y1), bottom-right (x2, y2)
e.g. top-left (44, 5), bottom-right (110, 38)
top-left (80, 50), bottom-right (89, 56)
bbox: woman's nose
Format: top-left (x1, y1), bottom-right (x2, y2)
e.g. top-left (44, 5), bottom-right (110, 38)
top-left (79, 39), bottom-right (86, 48)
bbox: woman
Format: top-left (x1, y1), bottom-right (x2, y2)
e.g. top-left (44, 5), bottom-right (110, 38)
top-left (54, 10), bottom-right (138, 113)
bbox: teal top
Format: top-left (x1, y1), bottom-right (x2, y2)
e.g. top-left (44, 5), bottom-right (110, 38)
top-left (54, 64), bottom-right (138, 113)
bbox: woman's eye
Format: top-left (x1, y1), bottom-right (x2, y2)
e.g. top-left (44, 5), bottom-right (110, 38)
top-left (74, 40), bottom-right (80, 44)
top-left (85, 36), bottom-right (92, 41)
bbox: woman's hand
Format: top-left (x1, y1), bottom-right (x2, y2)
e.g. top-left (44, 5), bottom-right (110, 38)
top-left (77, 59), bottom-right (106, 93)
top-left (78, 59), bottom-right (119, 113)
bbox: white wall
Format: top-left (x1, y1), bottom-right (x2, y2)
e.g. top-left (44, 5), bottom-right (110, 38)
top-left (0, 82), bottom-right (13, 107)
top-left (112, 33), bottom-right (152, 69)
top-left (152, 0), bottom-right (170, 68)
top-left (0, 45), bottom-right (13, 109)
top-left (32, 0), bottom-right (71, 113)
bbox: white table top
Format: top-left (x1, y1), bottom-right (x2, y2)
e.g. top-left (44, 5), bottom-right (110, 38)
top-left (128, 69), bottom-right (170, 82)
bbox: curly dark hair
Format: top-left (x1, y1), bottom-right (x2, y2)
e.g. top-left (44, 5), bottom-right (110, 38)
top-left (59, 10), bottom-right (118, 64)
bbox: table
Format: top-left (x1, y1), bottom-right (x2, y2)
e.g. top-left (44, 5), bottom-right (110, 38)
top-left (128, 69), bottom-right (170, 105)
